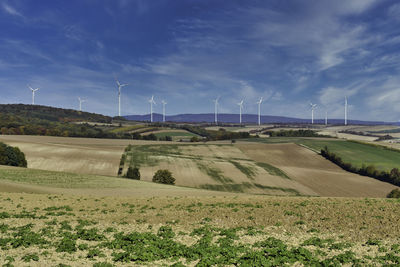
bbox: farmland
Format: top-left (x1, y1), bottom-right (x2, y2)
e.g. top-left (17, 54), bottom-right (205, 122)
top-left (0, 135), bottom-right (397, 197)
top-left (122, 141), bottom-right (397, 197)
top-left (122, 143), bottom-right (309, 196)
top-left (0, 192), bottom-right (399, 266)
top-left (0, 135), bottom-right (176, 176)
top-left (0, 133), bottom-right (399, 265)
top-left (248, 137), bottom-right (400, 172)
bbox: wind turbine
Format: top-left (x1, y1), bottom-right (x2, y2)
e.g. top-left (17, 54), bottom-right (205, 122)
top-left (115, 77), bottom-right (128, 117)
top-left (27, 84), bottom-right (39, 105)
top-left (161, 100), bottom-right (167, 123)
top-left (344, 96), bottom-right (348, 126)
top-left (78, 97), bottom-right (86, 112)
top-left (310, 103), bottom-right (317, 124)
top-left (213, 97), bottom-right (220, 125)
top-left (256, 97), bottom-right (263, 126)
top-left (237, 99), bottom-right (244, 124)
top-left (149, 95), bottom-right (156, 123)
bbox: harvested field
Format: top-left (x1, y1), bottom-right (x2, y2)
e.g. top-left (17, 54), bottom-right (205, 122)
top-left (0, 135), bottom-right (175, 176)
top-left (124, 144), bottom-right (310, 195)
top-left (237, 143), bottom-right (398, 197)
top-left (0, 192), bottom-right (399, 266)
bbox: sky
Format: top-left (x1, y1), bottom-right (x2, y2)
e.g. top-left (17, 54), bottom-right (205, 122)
top-left (1, 0), bottom-right (400, 121)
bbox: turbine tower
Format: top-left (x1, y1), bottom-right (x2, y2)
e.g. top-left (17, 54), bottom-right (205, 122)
top-left (27, 85), bottom-right (39, 105)
top-left (344, 96), bottom-right (348, 126)
top-left (161, 100), bottom-right (167, 123)
top-left (238, 100), bottom-right (244, 124)
top-left (213, 97), bottom-right (220, 125)
top-left (115, 78), bottom-right (128, 117)
top-left (325, 111), bottom-right (328, 125)
top-left (310, 103), bottom-right (317, 124)
top-left (78, 97), bottom-right (86, 112)
top-left (149, 95), bottom-right (156, 123)
top-left (257, 97), bottom-right (263, 126)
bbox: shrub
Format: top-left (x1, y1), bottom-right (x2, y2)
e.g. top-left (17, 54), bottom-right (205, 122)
top-left (152, 170), bottom-right (175, 185)
top-left (387, 189), bottom-right (400, 198)
top-left (0, 142), bottom-right (27, 167)
top-left (125, 167), bottom-right (140, 180)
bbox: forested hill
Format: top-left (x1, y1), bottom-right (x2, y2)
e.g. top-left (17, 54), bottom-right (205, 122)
top-left (0, 104), bottom-right (119, 138)
top-left (0, 104), bottom-right (112, 123)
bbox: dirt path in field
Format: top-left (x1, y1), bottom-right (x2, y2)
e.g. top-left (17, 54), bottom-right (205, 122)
top-left (237, 143), bottom-right (398, 197)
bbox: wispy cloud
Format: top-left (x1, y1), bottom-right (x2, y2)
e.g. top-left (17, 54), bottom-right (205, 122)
top-left (2, 2), bottom-right (24, 17)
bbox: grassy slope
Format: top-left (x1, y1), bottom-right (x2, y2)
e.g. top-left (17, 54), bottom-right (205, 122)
top-left (247, 138), bottom-right (400, 171)
top-left (0, 165), bottom-right (226, 196)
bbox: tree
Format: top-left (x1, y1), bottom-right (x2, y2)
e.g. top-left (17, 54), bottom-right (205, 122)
top-left (0, 142), bottom-right (27, 167)
top-left (125, 166), bottom-right (140, 180)
top-left (152, 169), bottom-right (175, 185)
top-left (387, 189), bottom-right (400, 198)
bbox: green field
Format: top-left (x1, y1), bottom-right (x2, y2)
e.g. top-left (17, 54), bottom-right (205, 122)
top-left (153, 131), bottom-right (198, 138)
top-left (247, 138), bottom-right (400, 171)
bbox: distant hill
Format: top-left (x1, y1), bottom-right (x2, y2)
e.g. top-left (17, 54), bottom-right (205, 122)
top-left (0, 104), bottom-right (117, 138)
top-left (0, 104), bottom-right (112, 123)
top-left (125, 113), bottom-right (396, 125)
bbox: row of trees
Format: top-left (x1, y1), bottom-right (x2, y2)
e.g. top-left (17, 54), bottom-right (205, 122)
top-left (264, 129), bottom-right (328, 138)
top-left (321, 146), bottom-right (400, 186)
top-left (0, 142), bottom-right (27, 167)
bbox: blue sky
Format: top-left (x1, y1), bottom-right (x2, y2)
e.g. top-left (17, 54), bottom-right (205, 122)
top-left (1, 0), bottom-right (400, 121)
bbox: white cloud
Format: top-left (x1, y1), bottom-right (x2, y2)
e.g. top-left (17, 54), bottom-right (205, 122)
top-left (2, 2), bottom-right (23, 17)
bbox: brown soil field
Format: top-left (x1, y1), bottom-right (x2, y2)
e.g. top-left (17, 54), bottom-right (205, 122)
top-left (238, 143), bottom-right (397, 197)
top-left (0, 193), bottom-right (399, 266)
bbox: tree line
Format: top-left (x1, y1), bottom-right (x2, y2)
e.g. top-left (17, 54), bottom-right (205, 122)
top-left (264, 129), bottom-right (329, 138)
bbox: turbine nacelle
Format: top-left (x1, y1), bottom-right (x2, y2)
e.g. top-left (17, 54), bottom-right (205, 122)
top-left (310, 103), bottom-right (317, 110)
top-left (149, 95), bottom-right (156, 105)
top-left (27, 84), bottom-right (39, 92)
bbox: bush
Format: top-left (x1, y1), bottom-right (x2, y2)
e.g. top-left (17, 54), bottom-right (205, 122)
top-left (0, 142), bottom-right (27, 167)
top-left (152, 169), bottom-right (175, 185)
top-left (387, 189), bottom-right (400, 198)
top-left (125, 167), bottom-right (140, 180)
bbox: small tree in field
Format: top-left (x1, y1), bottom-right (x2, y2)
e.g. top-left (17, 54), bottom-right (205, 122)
top-left (125, 166), bottom-right (140, 180)
top-left (152, 170), bottom-right (175, 185)
top-left (387, 189), bottom-right (400, 198)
